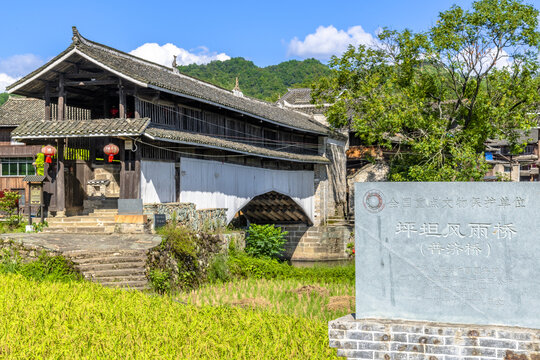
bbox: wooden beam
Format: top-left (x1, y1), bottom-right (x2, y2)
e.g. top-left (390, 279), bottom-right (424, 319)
top-left (134, 144), bottom-right (141, 199)
top-left (64, 72), bottom-right (106, 79)
top-left (119, 79), bottom-right (126, 118)
top-left (57, 74), bottom-right (65, 120)
top-left (44, 86), bottom-right (51, 121)
top-left (119, 142), bottom-right (126, 199)
top-left (65, 80), bottom-right (118, 86)
top-left (56, 139), bottom-right (65, 213)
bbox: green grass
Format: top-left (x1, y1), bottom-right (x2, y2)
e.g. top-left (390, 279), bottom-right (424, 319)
top-left (0, 274), bottom-right (339, 359)
top-left (228, 251), bottom-right (355, 284)
top-left (178, 277), bottom-right (355, 322)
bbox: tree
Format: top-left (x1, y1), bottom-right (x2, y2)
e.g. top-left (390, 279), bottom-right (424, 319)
top-left (312, 0), bottom-right (540, 181)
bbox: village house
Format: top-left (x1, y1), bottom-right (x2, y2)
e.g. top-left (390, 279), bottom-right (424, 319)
top-left (3, 27), bottom-right (350, 260)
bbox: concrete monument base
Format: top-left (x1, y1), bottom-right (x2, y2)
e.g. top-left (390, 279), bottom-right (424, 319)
top-left (329, 315), bottom-right (540, 360)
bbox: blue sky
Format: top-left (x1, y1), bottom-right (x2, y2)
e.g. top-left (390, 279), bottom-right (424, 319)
top-left (1, 0), bottom-right (539, 91)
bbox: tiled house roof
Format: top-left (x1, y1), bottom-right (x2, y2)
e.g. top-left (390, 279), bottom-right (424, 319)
top-left (144, 126), bottom-right (329, 163)
top-left (0, 98), bottom-right (44, 127)
top-left (277, 88), bottom-right (313, 105)
top-left (12, 117), bottom-right (327, 163)
top-left (12, 118), bottom-right (151, 138)
top-left (8, 27), bottom-right (342, 138)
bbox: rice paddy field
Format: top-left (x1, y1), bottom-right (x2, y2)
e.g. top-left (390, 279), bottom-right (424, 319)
top-left (0, 273), bottom-right (344, 359)
top-left (177, 278), bottom-right (355, 322)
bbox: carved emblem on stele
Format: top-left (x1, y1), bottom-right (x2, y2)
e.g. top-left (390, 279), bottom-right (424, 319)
top-left (363, 189), bottom-right (385, 213)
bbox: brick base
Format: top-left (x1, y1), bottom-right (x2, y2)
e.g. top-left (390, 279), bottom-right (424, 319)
top-left (329, 315), bottom-right (540, 360)
top-left (280, 224), bottom-right (353, 261)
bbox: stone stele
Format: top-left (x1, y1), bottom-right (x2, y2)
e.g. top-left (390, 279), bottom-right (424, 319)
top-left (355, 182), bottom-right (540, 329)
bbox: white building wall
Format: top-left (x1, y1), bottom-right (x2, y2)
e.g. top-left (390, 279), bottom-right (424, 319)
top-left (179, 157), bottom-right (314, 224)
top-left (140, 160), bottom-right (176, 203)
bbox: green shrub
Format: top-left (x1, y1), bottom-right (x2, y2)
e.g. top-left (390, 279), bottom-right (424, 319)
top-left (245, 224), bottom-right (288, 259)
top-left (153, 224), bottom-right (222, 292)
top-left (0, 250), bottom-right (81, 282)
top-left (206, 253), bottom-right (231, 283)
top-left (0, 191), bottom-right (21, 226)
top-left (149, 269), bottom-right (171, 294)
top-left (228, 250), bottom-right (354, 284)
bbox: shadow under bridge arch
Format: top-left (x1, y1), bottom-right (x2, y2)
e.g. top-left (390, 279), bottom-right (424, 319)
top-left (235, 191), bottom-right (313, 226)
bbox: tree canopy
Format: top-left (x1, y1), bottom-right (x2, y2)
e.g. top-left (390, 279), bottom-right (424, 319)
top-left (178, 57), bottom-right (330, 102)
top-left (313, 0), bottom-right (540, 181)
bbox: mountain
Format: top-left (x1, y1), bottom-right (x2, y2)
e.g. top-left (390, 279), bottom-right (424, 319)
top-left (177, 57), bottom-right (330, 102)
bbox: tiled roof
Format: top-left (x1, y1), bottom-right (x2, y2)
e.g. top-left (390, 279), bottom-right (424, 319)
top-left (144, 126), bottom-right (329, 164)
top-left (23, 175), bottom-right (47, 182)
top-left (8, 27), bottom-right (341, 138)
top-left (277, 88), bottom-right (313, 105)
top-left (0, 98), bottom-right (44, 127)
top-left (10, 118), bottom-right (327, 163)
top-left (12, 118), bottom-right (151, 139)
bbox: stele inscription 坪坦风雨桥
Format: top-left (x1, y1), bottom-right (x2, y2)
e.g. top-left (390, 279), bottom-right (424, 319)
top-left (355, 182), bottom-right (540, 329)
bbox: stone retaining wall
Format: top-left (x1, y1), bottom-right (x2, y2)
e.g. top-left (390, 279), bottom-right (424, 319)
top-left (280, 224), bottom-right (353, 261)
top-left (0, 238), bottom-right (62, 261)
top-left (143, 203), bottom-right (227, 232)
top-left (329, 315), bottom-right (540, 360)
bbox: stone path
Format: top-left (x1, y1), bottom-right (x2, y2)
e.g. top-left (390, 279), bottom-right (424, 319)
top-left (0, 233), bottom-right (161, 252)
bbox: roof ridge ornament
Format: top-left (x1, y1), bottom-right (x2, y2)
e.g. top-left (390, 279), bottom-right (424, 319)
top-left (232, 77), bottom-right (243, 97)
top-left (72, 26), bottom-right (81, 45)
top-left (172, 55), bottom-right (179, 74)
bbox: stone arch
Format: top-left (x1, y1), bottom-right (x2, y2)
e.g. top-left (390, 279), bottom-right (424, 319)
top-left (234, 191), bottom-right (313, 226)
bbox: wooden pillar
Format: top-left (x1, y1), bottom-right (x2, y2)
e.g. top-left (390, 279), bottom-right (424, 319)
top-left (134, 143), bottom-right (141, 199)
top-left (44, 86), bottom-right (51, 120)
top-left (58, 74), bottom-right (65, 120)
top-left (56, 139), bottom-right (65, 214)
top-left (119, 80), bottom-right (126, 118)
top-left (119, 141), bottom-right (126, 199)
top-left (134, 89), bottom-right (140, 119)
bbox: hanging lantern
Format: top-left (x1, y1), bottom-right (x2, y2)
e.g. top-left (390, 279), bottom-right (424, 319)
top-left (41, 145), bottom-right (57, 164)
top-left (103, 143), bottom-right (119, 163)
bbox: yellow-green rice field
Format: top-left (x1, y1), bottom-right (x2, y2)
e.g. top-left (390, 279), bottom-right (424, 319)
top-left (0, 274), bottom-right (340, 359)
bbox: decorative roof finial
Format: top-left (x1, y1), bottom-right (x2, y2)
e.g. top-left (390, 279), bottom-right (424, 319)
top-left (172, 55), bottom-right (179, 74)
top-left (72, 26), bottom-right (80, 45)
top-left (232, 77), bottom-right (243, 97)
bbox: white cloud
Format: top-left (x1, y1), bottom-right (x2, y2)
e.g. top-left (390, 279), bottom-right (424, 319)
top-left (0, 73), bottom-right (18, 92)
top-left (0, 54), bottom-right (44, 78)
top-left (288, 25), bottom-right (377, 60)
top-left (129, 43), bottom-right (230, 67)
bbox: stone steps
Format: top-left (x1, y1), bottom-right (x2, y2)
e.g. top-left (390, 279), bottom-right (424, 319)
top-left (77, 260), bottom-right (146, 271)
top-left (45, 208), bottom-right (119, 234)
top-left (43, 226), bottom-right (116, 234)
top-left (65, 250), bottom-right (149, 291)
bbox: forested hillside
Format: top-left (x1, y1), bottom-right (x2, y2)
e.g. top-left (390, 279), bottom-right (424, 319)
top-left (178, 58), bottom-right (330, 101)
top-left (0, 93), bottom-right (8, 107)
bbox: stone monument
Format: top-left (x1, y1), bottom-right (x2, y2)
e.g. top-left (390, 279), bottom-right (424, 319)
top-left (329, 182), bottom-right (540, 360)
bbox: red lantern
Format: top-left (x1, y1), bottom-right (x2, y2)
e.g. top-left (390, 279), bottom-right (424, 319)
top-left (42, 145), bottom-right (57, 164)
top-left (103, 143), bottom-right (119, 163)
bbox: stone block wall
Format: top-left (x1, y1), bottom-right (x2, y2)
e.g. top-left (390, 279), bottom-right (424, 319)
top-left (143, 203), bottom-right (227, 232)
top-left (0, 239), bottom-right (62, 262)
top-left (329, 315), bottom-right (540, 360)
top-left (314, 139), bottom-right (348, 226)
top-left (280, 224), bottom-right (353, 261)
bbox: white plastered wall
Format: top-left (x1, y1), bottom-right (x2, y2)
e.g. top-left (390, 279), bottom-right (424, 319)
top-left (140, 160), bottom-right (176, 203)
top-left (179, 157), bottom-right (314, 224)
